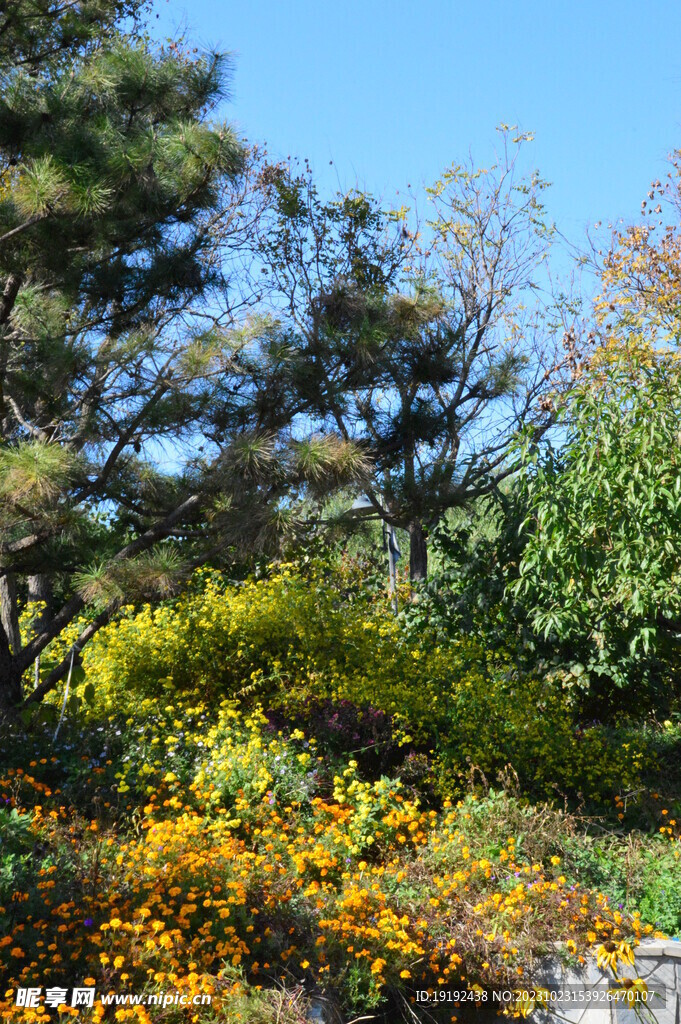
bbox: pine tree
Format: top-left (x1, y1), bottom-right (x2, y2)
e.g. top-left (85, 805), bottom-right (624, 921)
top-left (0, 2), bottom-right (367, 710)
top-left (243, 135), bottom-right (575, 580)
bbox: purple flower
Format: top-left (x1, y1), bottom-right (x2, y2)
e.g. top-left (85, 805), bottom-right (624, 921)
top-left (84, 918), bottom-right (94, 928)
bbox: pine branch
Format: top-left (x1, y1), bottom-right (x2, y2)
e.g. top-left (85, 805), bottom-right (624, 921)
top-left (23, 602), bottom-right (116, 706)
top-left (0, 529), bottom-right (56, 557)
top-left (0, 215), bottom-right (48, 249)
top-left (16, 493), bottom-right (202, 675)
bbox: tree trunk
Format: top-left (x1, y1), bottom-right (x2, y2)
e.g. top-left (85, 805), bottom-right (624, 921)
top-left (28, 574), bottom-right (53, 688)
top-left (409, 520), bottom-right (428, 582)
top-left (0, 618), bottom-right (23, 710)
top-left (0, 665), bottom-right (23, 709)
top-left (28, 573), bottom-right (52, 631)
top-left (0, 572), bottom-right (21, 654)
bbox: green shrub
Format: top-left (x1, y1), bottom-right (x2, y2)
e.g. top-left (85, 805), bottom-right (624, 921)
top-left (562, 833), bottom-right (681, 936)
top-left (433, 672), bottom-right (651, 803)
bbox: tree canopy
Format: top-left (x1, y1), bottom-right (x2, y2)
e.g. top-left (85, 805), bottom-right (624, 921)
top-left (0, 1), bottom-right (369, 708)
top-left (241, 134), bottom-right (574, 579)
top-left (514, 349), bottom-right (681, 691)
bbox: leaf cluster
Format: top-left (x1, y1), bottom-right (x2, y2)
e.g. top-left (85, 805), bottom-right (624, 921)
top-left (514, 350), bottom-right (681, 699)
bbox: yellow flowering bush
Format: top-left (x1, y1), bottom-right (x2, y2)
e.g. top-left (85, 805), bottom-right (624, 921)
top-left (432, 668), bottom-right (651, 800)
top-left (82, 564), bottom-right (374, 701)
top-left (81, 563), bottom-right (651, 803)
top-left (0, 560), bottom-right (669, 1021)
top-left (0, 697), bottom-right (659, 1023)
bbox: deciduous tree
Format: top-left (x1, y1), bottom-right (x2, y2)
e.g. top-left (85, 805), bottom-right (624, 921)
top-left (513, 349), bottom-right (681, 694)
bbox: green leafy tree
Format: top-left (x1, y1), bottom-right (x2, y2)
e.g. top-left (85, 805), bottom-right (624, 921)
top-left (513, 350), bottom-right (681, 697)
top-left (244, 132), bottom-right (575, 579)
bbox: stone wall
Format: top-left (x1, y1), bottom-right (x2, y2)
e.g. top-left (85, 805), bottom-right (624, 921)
top-left (535, 940), bottom-right (681, 1023)
top-left (306, 939), bottom-right (681, 1022)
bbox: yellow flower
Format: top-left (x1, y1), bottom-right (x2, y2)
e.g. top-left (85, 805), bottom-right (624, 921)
top-left (509, 987), bottom-right (550, 1017)
top-left (596, 940), bottom-right (635, 974)
top-left (610, 977), bottom-right (648, 1007)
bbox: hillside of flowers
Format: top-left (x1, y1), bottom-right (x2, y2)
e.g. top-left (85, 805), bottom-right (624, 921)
top-left (1, 561), bottom-right (679, 1023)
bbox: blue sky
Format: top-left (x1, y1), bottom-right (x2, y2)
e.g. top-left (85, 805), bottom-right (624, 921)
top-left (153, 0), bottom-right (681, 248)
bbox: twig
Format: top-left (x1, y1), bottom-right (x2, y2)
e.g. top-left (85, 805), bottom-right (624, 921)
top-left (53, 648), bottom-right (75, 742)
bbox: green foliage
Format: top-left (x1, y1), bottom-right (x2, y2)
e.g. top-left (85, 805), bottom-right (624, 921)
top-left (433, 670), bottom-right (650, 803)
top-left (514, 351), bottom-right (681, 695)
top-left (0, 1), bottom-right (150, 71)
top-left (0, 805), bottom-right (34, 904)
top-left (405, 490), bottom-right (532, 647)
top-left (562, 834), bottom-right (681, 936)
